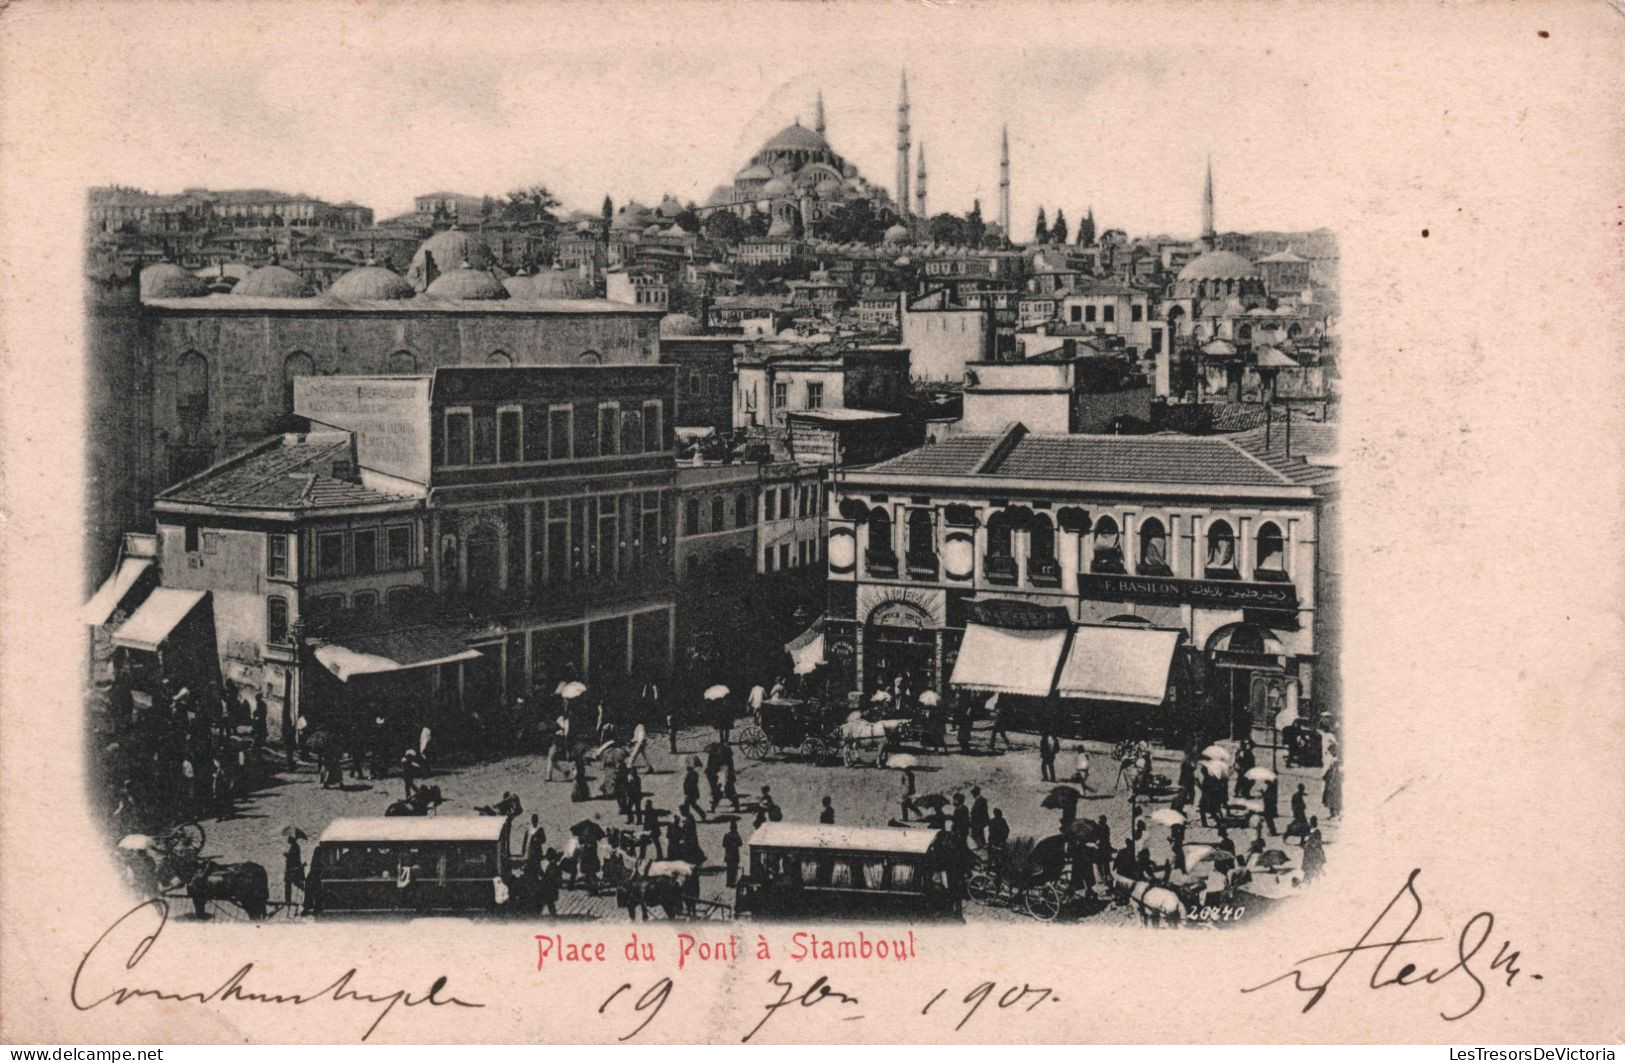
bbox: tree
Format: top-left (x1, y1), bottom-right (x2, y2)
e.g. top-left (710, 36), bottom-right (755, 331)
top-left (963, 199), bottom-right (986, 248)
top-left (502, 185), bottom-right (561, 224)
top-left (674, 207), bottom-right (701, 233)
top-left (601, 195), bottom-right (614, 223)
top-left (928, 212), bottom-right (967, 246)
top-left (746, 209), bottom-right (770, 238)
top-left (703, 210), bottom-right (749, 243)
top-left (821, 198), bottom-right (892, 244)
top-left (1051, 208), bottom-right (1069, 245)
top-left (1034, 206), bottom-right (1048, 245)
top-left (1080, 208), bottom-right (1096, 247)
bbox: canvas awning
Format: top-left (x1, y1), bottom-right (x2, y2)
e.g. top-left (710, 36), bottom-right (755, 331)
top-left (785, 616), bottom-right (826, 675)
top-left (112, 588), bottom-right (209, 652)
top-left (1055, 624), bottom-right (1181, 705)
top-left (82, 558), bottom-right (154, 626)
top-left (314, 628), bottom-right (483, 682)
top-left (949, 622), bottom-right (1068, 696)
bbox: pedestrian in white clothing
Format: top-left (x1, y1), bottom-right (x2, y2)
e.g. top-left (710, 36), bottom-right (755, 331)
top-left (1073, 746), bottom-right (1091, 792)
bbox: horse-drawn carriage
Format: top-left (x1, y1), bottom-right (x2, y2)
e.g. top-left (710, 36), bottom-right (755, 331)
top-left (735, 698), bottom-right (842, 761)
top-left (117, 821), bottom-right (272, 922)
top-left (966, 835), bottom-right (1075, 921)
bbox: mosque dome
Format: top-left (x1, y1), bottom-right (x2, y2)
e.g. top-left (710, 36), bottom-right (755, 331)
top-left (760, 176), bottom-right (792, 197)
top-left (883, 223), bottom-right (911, 244)
top-left (233, 263), bottom-right (313, 298)
top-left (1177, 249), bottom-right (1259, 282)
top-left (659, 313), bottom-right (702, 337)
top-left (761, 122), bottom-right (830, 154)
top-left (737, 164), bottom-right (773, 182)
top-left (140, 262), bottom-right (209, 299)
top-left (501, 271), bottom-right (534, 298)
top-left (423, 262), bottom-right (509, 300)
top-left (328, 263), bottom-right (415, 301)
top-left (407, 227), bottom-right (495, 290)
top-left (530, 268), bottom-right (597, 299)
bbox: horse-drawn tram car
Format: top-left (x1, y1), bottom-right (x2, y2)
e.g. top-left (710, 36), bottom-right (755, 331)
top-left (304, 816), bottom-right (515, 918)
top-left (734, 822), bottom-right (961, 919)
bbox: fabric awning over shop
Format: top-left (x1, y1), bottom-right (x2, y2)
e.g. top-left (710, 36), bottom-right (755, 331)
top-left (82, 558), bottom-right (154, 626)
top-left (949, 623), bottom-right (1068, 696)
top-left (314, 628), bottom-right (483, 682)
top-left (785, 615), bottom-right (826, 675)
top-left (1055, 624), bottom-right (1181, 705)
top-left (112, 588), bottom-right (209, 652)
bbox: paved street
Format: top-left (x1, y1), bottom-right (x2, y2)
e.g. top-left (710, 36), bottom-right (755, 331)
top-left (197, 725), bottom-right (1337, 926)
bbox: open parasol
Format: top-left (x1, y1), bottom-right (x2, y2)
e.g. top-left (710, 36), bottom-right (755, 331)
top-left (118, 834), bottom-right (155, 851)
top-left (1245, 767), bottom-right (1277, 782)
top-left (281, 826), bottom-right (309, 841)
top-left (1201, 758), bottom-right (1231, 779)
top-left (570, 819), bottom-right (606, 842)
top-left (704, 684), bottom-right (730, 701)
top-left (917, 691), bottom-right (940, 707)
top-left (1255, 848), bottom-right (1293, 870)
top-left (1201, 744), bottom-right (1233, 762)
top-left (1183, 844), bottom-right (1218, 865)
top-left (870, 690), bottom-right (892, 703)
top-left (887, 753), bottom-right (920, 770)
top-left (560, 681), bottom-right (588, 700)
top-left (1149, 808), bottom-right (1187, 827)
top-left (1061, 819), bottom-right (1107, 843)
top-left (645, 860), bottom-right (695, 881)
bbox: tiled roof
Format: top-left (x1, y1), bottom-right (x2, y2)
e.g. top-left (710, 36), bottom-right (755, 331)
top-left (158, 436), bottom-right (416, 511)
top-left (1228, 420), bottom-right (1340, 486)
top-left (866, 427), bottom-right (1294, 488)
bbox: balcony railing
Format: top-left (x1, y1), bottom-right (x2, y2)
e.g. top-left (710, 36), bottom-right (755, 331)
top-left (1027, 556), bottom-right (1061, 586)
top-left (906, 552), bottom-right (939, 580)
top-left (983, 554), bottom-right (1018, 585)
top-left (865, 549), bottom-right (898, 578)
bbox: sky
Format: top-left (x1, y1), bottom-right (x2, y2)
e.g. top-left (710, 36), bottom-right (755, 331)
top-left (16, 1), bottom-right (1355, 242)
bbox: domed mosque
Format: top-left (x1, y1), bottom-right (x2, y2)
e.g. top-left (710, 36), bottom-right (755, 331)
top-left (328, 260), bottom-right (416, 301)
top-left (140, 262), bottom-right (209, 299)
top-left (422, 260), bottom-right (509, 301)
top-left (406, 226), bottom-right (497, 292)
top-left (232, 262), bottom-right (313, 298)
top-left (703, 86), bottom-right (901, 238)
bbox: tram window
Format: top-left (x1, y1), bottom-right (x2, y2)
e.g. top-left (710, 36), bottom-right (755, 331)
top-left (801, 858), bottom-right (821, 885)
top-left (891, 861), bottom-right (916, 889)
top-left (830, 860), bottom-right (853, 888)
top-left (862, 860), bottom-right (887, 889)
top-left (450, 845), bottom-right (497, 878)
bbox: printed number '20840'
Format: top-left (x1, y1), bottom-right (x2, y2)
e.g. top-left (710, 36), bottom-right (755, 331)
top-left (1188, 905), bottom-right (1247, 921)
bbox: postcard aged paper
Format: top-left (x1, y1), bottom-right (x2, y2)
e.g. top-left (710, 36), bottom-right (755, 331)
top-left (1, 0), bottom-right (1622, 1045)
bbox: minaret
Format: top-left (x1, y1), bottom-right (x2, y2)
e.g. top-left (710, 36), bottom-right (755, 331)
top-left (915, 142), bottom-right (928, 219)
top-left (815, 90), bottom-right (826, 137)
top-left (998, 125), bottom-right (1011, 240)
top-left (1202, 154), bottom-right (1216, 245)
top-left (896, 70), bottom-right (911, 219)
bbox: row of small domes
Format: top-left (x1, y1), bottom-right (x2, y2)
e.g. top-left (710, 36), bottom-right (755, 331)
top-left (141, 260), bottom-right (595, 302)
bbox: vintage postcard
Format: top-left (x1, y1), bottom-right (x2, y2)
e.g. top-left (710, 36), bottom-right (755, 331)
top-left (0, 0), bottom-right (1622, 1046)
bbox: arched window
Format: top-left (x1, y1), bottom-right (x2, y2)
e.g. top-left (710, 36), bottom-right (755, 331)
top-left (388, 349), bottom-right (417, 373)
top-left (983, 511), bottom-right (1015, 583)
top-left (866, 508), bottom-right (895, 574)
top-left (711, 496), bottom-right (725, 529)
top-left (283, 351), bottom-right (315, 413)
top-left (385, 586), bottom-right (414, 614)
top-left (1138, 517), bottom-right (1170, 575)
top-left (1205, 520), bottom-right (1237, 577)
top-left (466, 524), bottom-right (501, 599)
top-left (1027, 514), bottom-right (1058, 585)
top-left (578, 350), bottom-right (602, 365)
top-left (1091, 516), bottom-right (1124, 573)
top-left (266, 596), bottom-right (288, 645)
top-left (735, 493), bottom-right (750, 527)
top-left (486, 350), bottom-right (512, 367)
top-left (351, 590), bottom-right (378, 617)
top-left (906, 508), bottom-right (936, 570)
top-left (684, 498), bottom-right (701, 535)
top-left (1255, 521), bottom-right (1287, 580)
top-left (177, 351), bottom-right (209, 415)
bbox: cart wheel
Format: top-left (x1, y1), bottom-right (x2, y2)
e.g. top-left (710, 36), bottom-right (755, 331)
top-left (1024, 881), bottom-right (1066, 922)
top-left (966, 866), bottom-right (998, 903)
top-left (738, 727), bottom-right (770, 760)
top-left (799, 738), bottom-right (825, 760)
top-left (170, 821), bottom-right (207, 853)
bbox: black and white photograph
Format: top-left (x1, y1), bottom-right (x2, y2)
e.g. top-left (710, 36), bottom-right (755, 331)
top-left (2, 0), bottom-right (1621, 1047)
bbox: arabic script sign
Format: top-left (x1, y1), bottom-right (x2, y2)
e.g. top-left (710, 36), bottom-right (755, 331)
top-left (1079, 574), bottom-right (1299, 610)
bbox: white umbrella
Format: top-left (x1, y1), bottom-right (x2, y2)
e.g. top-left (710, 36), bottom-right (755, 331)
top-left (1149, 808), bottom-right (1186, 827)
top-left (917, 691), bottom-right (941, 707)
top-left (419, 727), bottom-right (432, 755)
top-left (888, 753), bottom-right (920, 770)
top-left (560, 681), bottom-right (588, 700)
top-left (1245, 766), bottom-right (1277, 782)
top-left (1183, 844), bottom-right (1218, 865)
top-left (704, 684), bottom-right (730, 701)
top-left (118, 834), bottom-right (155, 851)
top-left (1201, 743), bottom-right (1233, 762)
top-left (1201, 758), bottom-right (1230, 779)
top-left (870, 690), bottom-right (892, 703)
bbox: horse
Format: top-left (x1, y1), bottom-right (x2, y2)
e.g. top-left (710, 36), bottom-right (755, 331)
top-left (186, 860), bottom-right (269, 920)
top-left (1113, 872), bottom-right (1185, 927)
top-left (385, 784), bottom-right (445, 816)
top-left (616, 873), bottom-right (686, 921)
